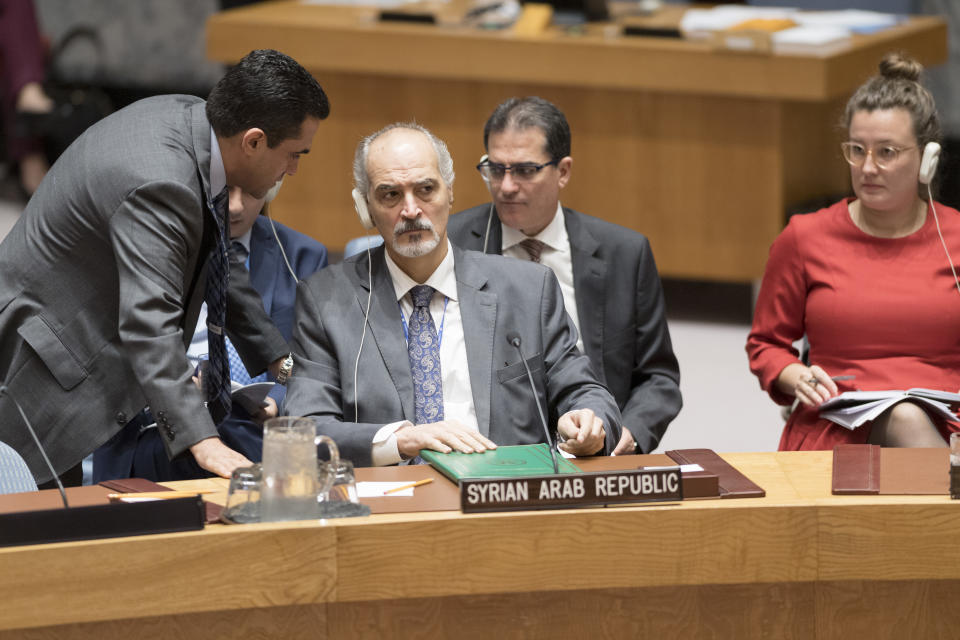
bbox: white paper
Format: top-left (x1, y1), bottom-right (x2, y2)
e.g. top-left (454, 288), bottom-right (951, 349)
top-left (231, 381), bottom-right (275, 414)
top-left (772, 25), bottom-right (850, 46)
top-left (644, 464), bottom-right (704, 473)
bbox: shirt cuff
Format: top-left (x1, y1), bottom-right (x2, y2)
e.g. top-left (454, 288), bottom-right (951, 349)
top-left (371, 420), bottom-right (412, 466)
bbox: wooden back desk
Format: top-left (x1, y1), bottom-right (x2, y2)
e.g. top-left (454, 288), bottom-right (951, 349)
top-left (2, 451), bottom-right (959, 638)
top-left (206, 4), bottom-right (945, 281)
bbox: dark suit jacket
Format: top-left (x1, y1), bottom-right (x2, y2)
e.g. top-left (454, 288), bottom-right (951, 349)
top-left (95, 215), bottom-right (329, 482)
top-left (247, 215), bottom-right (329, 343)
top-left (447, 205), bottom-right (681, 453)
top-left (284, 244), bottom-right (622, 466)
top-left (0, 95), bottom-right (287, 482)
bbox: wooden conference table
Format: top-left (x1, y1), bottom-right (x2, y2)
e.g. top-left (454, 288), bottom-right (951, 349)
top-left (205, 3), bottom-right (946, 282)
top-left (2, 450), bottom-right (959, 639)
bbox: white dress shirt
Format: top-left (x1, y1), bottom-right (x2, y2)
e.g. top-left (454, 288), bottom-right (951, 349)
top-left (502, 203), bottom-right (583, 352)
top-left (209, 128), bottom-right (226, 199)
top-left (371, 240), bottom-right (478, 466)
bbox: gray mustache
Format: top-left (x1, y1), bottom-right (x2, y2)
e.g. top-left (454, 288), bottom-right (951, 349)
top-left (395, 219), bottom-right (434, 235)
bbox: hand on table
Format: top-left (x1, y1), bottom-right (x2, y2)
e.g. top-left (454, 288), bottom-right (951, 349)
top-left (557, 408), bottom-right (605, 456)
top-left (612, 428), bottom-right (637, 456)
top-left (189, 437), bottom-right (252, 478)
top-left (396, 420), bottom-right (497, 459)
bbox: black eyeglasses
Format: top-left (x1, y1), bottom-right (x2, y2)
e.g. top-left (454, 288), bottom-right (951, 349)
top-left (476, 159), bottom-right (559, 182)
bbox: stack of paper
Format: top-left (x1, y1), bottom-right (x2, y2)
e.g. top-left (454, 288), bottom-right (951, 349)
top-left (772, 25), bottom-right (852, 56)
top-left (819, 389), bottom-right (960, 430)
top-left (680, 6), bottom-right (903, 42)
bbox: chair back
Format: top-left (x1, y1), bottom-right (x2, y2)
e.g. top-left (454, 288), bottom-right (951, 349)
top-left (344, 235), bottom-right (383, 259)
top-left (0, 441), bottom-right (38, 494)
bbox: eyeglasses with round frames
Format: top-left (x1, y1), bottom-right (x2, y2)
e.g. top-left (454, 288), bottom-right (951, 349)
top-left (476, 159), bottom-right (558, 182)
top-left (840, 142), bottom-right (916, 169)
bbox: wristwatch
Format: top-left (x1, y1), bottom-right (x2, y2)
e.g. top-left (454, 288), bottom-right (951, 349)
top-left (276, 354), bottom-right (294, 385)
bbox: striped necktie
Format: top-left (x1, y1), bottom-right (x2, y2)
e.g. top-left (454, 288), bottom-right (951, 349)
top-left (519, 238), bottom-right (546, 263)
top-left (204, 188), bottom-right (232, 423)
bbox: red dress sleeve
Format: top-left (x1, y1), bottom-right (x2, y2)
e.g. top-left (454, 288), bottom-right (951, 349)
top-left (746, 217), bottom-right (810, 406)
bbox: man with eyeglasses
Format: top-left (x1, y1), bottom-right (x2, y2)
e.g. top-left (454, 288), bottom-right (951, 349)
top-left (448, 96), bottom-right (681, 455)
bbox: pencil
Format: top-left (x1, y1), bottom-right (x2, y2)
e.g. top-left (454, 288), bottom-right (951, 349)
top-left (108, 490), bottom-right (215, 501)
top-left (383, 478), bottom-right (433, 495)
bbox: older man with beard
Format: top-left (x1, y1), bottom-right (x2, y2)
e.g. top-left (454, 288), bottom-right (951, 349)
top-left (283, 123), bottom-right (622, 466)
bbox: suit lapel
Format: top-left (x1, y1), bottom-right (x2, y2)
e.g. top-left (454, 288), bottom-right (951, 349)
top-left (465, 206), bottom-right (503, 255)
top-left (182, 102), bottom-right (216, 345)
top-left (566, 210), bottom-right (605, 365)
top-left (351, 248), bottom-right (415, 421)
top-left (454, 247), bottom-right (496, 437)
top-left (190, 101), bottom-right (214, 203)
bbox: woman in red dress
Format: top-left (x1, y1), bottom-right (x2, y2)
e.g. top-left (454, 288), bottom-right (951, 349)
top-left (747, 53), bottom-right (960, 450)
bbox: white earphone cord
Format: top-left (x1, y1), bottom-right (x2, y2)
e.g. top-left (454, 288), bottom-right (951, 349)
top-left (928, 183), bottom-right (960, 296)
top-left (354, 241), bottom-right (374, 422)
top-left (267, 213), bottom-right (300, 284)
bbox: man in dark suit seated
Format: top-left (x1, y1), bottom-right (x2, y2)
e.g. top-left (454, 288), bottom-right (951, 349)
top-left (94, 184), bottom-right (329, 481)
top-left (284, 123), bottom-right (622, 466)
top-left (447, 97), bottom-right (681, 455)
top-left (0, 49), bottom-right (329, 485)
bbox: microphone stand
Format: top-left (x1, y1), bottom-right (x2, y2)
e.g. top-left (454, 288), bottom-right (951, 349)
top-left (506, 334), bottom-right (559, 474)
top-left (0, 385), bottom-right (69, 506)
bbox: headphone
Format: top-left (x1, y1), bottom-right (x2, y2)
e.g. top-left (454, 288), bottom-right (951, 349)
top-left (915, 141), bottom-right (960, 298)
top-left (477, 154), bottom-right (497, 254)
top-left (919, 141), bottom-right (940, 185)
top-left (352, 188), bottom-right (375, 230)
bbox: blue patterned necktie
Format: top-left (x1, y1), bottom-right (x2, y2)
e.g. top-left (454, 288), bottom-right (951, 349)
top-left (226, 241), bottom-right (267, 386)
top-left (407, 285), bottom-right (444, 425)
top-left (204, 188), bottom-right (232, 423)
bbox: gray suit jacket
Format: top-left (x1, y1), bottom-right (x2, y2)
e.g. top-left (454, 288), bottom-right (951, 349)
top-left (0, 95), bottom-right (287, 482)
top-left (284, 244), bottom-right (622, 466)
top-left (448, 205), bottom-right (681, 453)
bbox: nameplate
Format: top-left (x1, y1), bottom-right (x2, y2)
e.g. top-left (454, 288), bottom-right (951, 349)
top-left (459, 468), bottom-right (683, 513)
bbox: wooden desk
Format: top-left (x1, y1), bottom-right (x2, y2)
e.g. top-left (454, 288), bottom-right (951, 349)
top-left (206, 4), bottom-right (946, 281)
top-left (2, 451), bottom-right (960, 638)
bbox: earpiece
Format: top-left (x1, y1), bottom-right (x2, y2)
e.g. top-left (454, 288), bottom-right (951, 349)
top-left (919, 141), bottom-right (941, 185)
top-left (478, 154), bottom-right (491, 187)
top-left (352, 188), bottom-right (375, 230)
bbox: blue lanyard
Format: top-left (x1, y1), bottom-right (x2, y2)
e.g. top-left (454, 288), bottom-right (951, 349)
top-left (400, 295), bottom-right (449, 345)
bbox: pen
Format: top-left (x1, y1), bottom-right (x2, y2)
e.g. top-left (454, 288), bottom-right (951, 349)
top-left (831, 375), bottom-right (855, 381)
top-left (383, 478), bottom-right (433, 495)
top-left (108, 490), bottom-right (215, 501)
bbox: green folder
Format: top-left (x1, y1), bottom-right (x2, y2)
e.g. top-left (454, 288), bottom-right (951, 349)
top-left (420, 444), bottom-right (580, 483)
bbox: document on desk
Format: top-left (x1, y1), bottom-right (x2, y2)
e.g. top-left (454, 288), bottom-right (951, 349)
top-left (301, 0), bottom-right (423, 7)
top-left (421, 444), bottom-right (580, 483)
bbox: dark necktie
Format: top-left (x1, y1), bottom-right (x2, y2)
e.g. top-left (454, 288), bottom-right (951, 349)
top-left (519, 238), bottom-right (546, 263)
top-left (204, 188), bottom-right (232, 423)
top-left (225, 241), bottom-right (267, 386)
top-left (407, 285), bottom-right (443, 425)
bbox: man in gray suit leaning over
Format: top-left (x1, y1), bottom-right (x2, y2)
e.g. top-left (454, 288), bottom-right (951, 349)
top-left (0, 49), bottom-right (329, 484)
top-left (284, 123), bottom-right (622, 466)
top-left (448, 97), bottom-right (682, 455)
